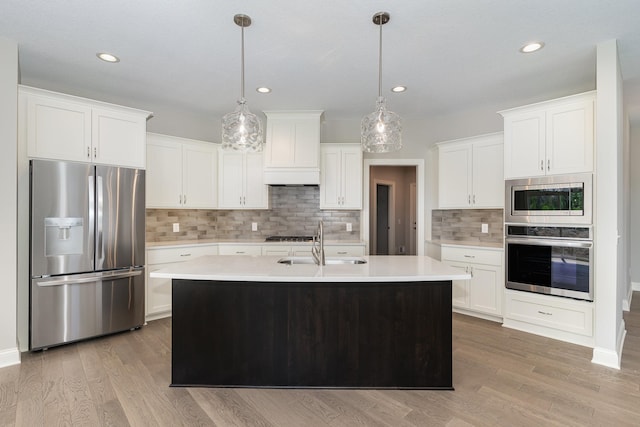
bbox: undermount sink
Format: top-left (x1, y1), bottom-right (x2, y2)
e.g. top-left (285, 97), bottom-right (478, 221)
top-left (277, 256), bottom-right (367, 265)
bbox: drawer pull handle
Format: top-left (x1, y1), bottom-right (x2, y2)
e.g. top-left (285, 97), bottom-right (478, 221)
top-left (180, 253), bottom-right (191, 257)
top-left (538, 310), bottom-right (552, 316)
top-left (337, 251), bottom-right (347, 255)
top-left (236, 251), bottom-right (245, 254)
top-left (464, 255), bottom-right (475, 258)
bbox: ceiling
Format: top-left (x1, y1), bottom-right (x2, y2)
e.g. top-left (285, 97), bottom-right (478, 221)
top-left (2, 0), bottom-right (640, 143)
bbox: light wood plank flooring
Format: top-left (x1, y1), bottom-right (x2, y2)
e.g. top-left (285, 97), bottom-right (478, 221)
top-left (1, 293), bottom-right (639, 426)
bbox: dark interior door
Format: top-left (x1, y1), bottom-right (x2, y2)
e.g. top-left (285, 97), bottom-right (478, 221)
top-left (376, 184), bottom-right (389, 255)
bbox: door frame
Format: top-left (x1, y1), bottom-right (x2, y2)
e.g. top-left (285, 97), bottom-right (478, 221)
top-left (363, 159), bottom-right (425, 255)
top-left (372, 179), bottom-right (395, 255)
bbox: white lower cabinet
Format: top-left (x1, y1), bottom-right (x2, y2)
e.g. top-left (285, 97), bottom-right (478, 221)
top-left (503, 290), bottom-right (594, 347)
top-left (324, 244), bottom-right (366, 257)
top-left (218, 245), bottom-right (263, 256)
top-left (441, 245), bottom-right (503, 321)
top-left (262, 245), bottom-right (311, 257)
top-left (146, 244), bottom-right (218, 320)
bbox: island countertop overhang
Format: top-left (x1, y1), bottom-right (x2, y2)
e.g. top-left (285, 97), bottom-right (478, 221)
top-left (150, 255), bottom-right (471, 283)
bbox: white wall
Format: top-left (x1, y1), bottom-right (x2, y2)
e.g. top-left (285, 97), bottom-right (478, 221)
top-left (630, 124), bottom-right (640, 291)
top-left (593, 39), bottom-right (626, 369)
top-left (0, 37), bottom-right (20, 367)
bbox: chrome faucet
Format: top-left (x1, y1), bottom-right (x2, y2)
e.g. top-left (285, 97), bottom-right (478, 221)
top-left (312, 220), bottom-right (325, 266)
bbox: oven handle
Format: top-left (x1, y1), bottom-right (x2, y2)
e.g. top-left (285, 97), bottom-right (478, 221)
top-left (505, 237), bottom-right (592, 248)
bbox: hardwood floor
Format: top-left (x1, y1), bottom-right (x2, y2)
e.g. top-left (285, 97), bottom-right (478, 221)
top-left (1, 293), bottom-right (639, 426)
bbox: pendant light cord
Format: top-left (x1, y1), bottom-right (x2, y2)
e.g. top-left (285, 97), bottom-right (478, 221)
top-left (241, 23), bottom-right (245, 100)
top-left (378, 14), bottom-right (383, 98)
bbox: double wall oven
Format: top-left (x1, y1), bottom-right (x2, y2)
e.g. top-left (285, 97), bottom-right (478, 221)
top-left (504, 173), bottom-right (593, 301)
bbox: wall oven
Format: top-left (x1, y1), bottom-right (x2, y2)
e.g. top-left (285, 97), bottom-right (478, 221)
top-left (505, 173), bottom-right (592, 224)
top-left (505, 225), bottom-right (593, 301)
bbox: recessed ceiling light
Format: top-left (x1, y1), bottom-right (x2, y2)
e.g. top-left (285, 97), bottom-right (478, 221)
top-left (96, 52), bottom-right (120, 63)
top-left (391, 86), bottom-right (407, 93)
top-left (256, 87), bottom-right (271, 93)
top-left (520, 42), bottom-right (544, 53)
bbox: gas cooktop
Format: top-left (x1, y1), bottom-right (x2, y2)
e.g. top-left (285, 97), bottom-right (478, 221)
top-left (265, 235), bottom-right (314, 242)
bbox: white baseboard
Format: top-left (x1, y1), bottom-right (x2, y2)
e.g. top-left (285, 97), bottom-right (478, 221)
top-left (633, 281), bottom-right (640, 292)
top-left (0, 347), bottom-right (21, 368)
top-left (623, 284), bottom-right (633, 311)
top-left (591, 319), bottom-right (626, 369)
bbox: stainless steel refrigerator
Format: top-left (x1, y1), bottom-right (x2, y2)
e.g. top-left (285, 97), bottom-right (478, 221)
top-left (29, 159), bottom-right (145, 350)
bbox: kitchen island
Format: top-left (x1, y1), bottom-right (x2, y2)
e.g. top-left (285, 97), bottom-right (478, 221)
top-left (151, 255), bottom-right (470, 389)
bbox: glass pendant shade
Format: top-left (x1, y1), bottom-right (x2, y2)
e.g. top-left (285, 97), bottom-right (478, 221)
top-left (222, 98), bottom-right (263, 152)
top-left (222, 14), bottom-right (264, 152)
top-left (361, 96), bottom-right (402, 153)
top-left (361, 11), bottom-right (402, 153)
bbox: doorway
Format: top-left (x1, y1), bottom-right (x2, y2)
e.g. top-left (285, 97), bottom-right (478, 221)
top-left (372, 181), bottom-right (395, 255)
top-left (369, 166), bottom-right (416, 255)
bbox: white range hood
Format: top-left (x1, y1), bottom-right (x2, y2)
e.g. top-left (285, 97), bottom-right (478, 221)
top-left (263, 110), bottom-right (323, 185)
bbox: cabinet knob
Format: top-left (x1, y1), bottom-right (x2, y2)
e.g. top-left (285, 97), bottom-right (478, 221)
top-left (540, 160), bottom-right (544, 171)
top-left (184, 194), bottom-right (187, 205)
top-left (93, 147), bottom-right (97, 158)
top-left (87, 147), bottom-right (91, 158)
top-left (473, 195), bottom-right (476, 204)
top-left (468, 195), bottom-right (471, 204)
top-left (547, 159), bottom-right (551, 171)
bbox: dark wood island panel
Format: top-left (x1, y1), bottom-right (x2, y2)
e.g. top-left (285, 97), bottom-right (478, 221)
top-left (171, 279), bottom-right (452, 389)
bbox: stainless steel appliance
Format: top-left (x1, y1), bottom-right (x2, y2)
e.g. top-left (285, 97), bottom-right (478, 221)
top-left (30, 159), bottom-right (145, 350)
top-left (505, 225), bottom-right (593, 301)
top-left (264, 235), bottom-right (314, 242)
top-left (505, 173), bottom-right (592, 224)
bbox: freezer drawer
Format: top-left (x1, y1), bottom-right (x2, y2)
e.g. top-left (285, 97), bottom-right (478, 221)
top-left (30, 268), bottom-right (145, 350)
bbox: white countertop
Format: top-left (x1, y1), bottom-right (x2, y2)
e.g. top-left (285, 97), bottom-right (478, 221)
top-left (150, 255), bottom-right (471, 283)
top-left (146, 239), bottom-right (365, 249)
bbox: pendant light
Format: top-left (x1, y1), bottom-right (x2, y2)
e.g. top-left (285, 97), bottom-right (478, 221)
top-left (222, 14), bottom-right (264, 152)
top-left (361, 12), bottom-right (402, 153)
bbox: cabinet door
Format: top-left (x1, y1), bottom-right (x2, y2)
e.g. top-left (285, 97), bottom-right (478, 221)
top-left (243, 152), bottom-right (269, 209)
top-left (147, 265), bottom-right (173, 317)
top-left (146, 135), bottom-right (182, 208)
top-left (446, 261), bottom-right (470, 308)
top-left (183, 142), bottom-right (217, 208)
top-left (26, 94), bottom-right (92, 162)
top-left (265, 116), bottom-right (319, 168)
top-left (504, 110), bottom-right (546, 179)
top-left (324, 245), bottom-right (366, 257)
top-left (341, 147), bottom-right (363, 209)
top-left (472, 139), bottom-right (504, 208)
top-left (92, 108), bottom-right (146, 168)
top-left (146, 137), bottom-right (183, 208)
top-left (320, 148), bottom-right (341, 208)
top-left (469, 264), bottom-right (502, 316)
top-left (218, 150), bottom-right (244, 208)
top-left (438, 144), bottom-right (472, 208)
top-left (546, 99), bottom-right (594, 175)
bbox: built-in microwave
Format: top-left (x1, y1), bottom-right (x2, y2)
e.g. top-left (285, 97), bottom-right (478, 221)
top-left (505, 173), bottom-right (592, 225)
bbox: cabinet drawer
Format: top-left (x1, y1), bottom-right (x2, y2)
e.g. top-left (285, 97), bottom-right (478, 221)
top-left (218, 245), bottom-right (262, 256)
top-left (505, 291), bottom-right (593, 336)
top-left (324, 245), bottom-right (365, 257)
top-left (441, 246), bottom-right (502, 265)
top-left (147, 244), bottom-right (218, 265)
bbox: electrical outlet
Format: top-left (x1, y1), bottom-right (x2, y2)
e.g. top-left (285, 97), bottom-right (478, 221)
top-left (173, 223), bottom-right (180, 232)
top-left (399, 246), bottom-right (406, 254)
top-left (252, 222), bottom-right (258, 231)
top-left (346, 223), bottom-right (352, 232)
top-left (481, 223), bottom-right (488, 233)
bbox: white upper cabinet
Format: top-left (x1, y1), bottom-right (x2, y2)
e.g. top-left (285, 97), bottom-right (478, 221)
top-left (21, 85), bottom-right (150, 168)
top-left (501, 91), bottom-right (595, 179)
top-left (438, 133), bottom-right (504, 209)
top-left (146, 133), bottom-right (218, 209)
top-left (320, 143), bottom-right (363, 210)
top-left (218, 150), bottom-right (269, 209)
top-left (263, 111), bottom-right (323, 185)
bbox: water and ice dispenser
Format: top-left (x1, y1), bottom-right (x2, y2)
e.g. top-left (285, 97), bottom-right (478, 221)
top-left (44, 217), bottom-right (84, 256)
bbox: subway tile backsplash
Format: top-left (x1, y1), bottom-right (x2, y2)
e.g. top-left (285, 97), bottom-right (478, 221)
top-left (432, 209), bottom-right (503, 245)
top-left (146, 186), bottom-right (361, 242)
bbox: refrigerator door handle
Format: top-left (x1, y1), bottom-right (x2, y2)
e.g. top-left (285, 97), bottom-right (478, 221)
top-left (36, 269), bottom-right (143, 287)
top-left (88, 174), bottom-right (95, 269)
top-left (96, 175), bottom-right (104, 265)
